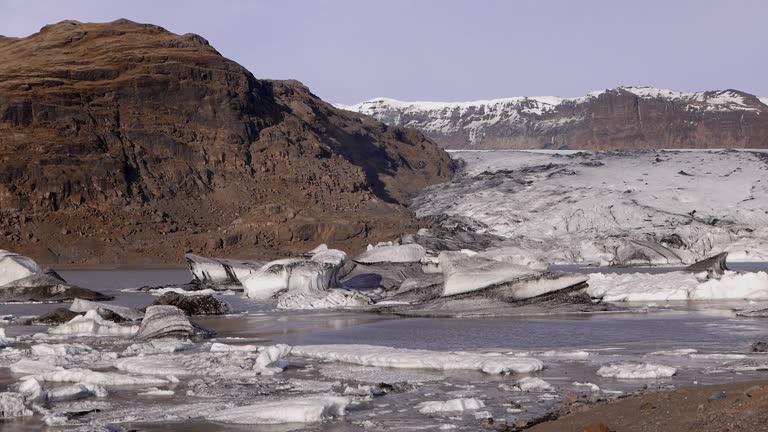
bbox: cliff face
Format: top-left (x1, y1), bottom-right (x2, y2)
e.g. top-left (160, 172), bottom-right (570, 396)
top-left (340, 87), bottom-right (768, 150)
top-left (0, 20), bottom-right (454, 264)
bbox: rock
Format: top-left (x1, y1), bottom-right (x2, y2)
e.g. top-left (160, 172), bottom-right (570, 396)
top-left (0, 20), bottom-right (453, 264)
top-left (0, 272), bottom-right (112, 303)
top-left (33, 308), bottom-right (81, 325)
top-left (579, 423), bottom-right (611, 432)
top-left (750, 341), bottom-right (768, 352)
top-left (134, 305), bottom-right (214, 340)
top-left (745, 385), bottom-right (767, 398)
top-left (149, 292), bottom-right (231, 316)
top-left (708, 391), bottom-right (727, 401)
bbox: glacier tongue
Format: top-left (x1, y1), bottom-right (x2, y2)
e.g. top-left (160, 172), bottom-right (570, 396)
top-left (412, 150), bottom-right (768, 266)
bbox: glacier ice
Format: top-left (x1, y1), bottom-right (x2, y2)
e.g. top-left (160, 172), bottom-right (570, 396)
top-left (411, 150), bottom-right (768, 266)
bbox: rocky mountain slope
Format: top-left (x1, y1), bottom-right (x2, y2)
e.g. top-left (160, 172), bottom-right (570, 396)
top-left (0, 19), bottom-right (453, 265)
top-left (340, 87), bottom-right (768, 149)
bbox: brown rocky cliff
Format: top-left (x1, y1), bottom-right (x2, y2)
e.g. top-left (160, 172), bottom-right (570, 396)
top-left (0, 19), bottom-right (454, 265)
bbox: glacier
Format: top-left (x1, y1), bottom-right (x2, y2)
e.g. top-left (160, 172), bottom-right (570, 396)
top-left (412, 150), bottom-right (768, 266)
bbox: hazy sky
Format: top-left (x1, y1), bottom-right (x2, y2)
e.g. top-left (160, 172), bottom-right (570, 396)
top-left (1, 0), bottom-right (766, 103)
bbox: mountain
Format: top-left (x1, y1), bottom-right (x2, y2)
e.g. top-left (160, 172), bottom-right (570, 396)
top-left (0, 20), bottom-right (453, 265)
top-left (339, 87), bottom-right (768, 149)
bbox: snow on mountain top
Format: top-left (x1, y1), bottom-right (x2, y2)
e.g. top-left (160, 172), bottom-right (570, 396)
top-left (760, 96), bottom-right (768, 106)
top-left (339, 86), bottom-right (763, 114)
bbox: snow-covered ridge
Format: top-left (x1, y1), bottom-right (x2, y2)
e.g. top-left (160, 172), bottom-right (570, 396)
top-left (340, 86), bottom-right (764, 115)
top-left (338, 87), bottom-right (766, 146)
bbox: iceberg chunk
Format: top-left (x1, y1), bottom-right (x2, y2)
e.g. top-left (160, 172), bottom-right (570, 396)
top-left (134, 305), bottom-right (213, 340)
top-left (185, 253), bottom-right (263, 285)
top-left (0, 250), bottom-right (41, 286)
top-left (439, 252), bottom-right (587, 299)
top-left (292, 344), bottom-right (543, 374)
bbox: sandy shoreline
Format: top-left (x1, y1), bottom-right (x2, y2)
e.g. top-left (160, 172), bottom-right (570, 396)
top-left (529, 380), bottom-right (768, 432)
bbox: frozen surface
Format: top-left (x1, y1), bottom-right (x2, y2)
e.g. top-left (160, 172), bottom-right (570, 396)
top-left (292, 344), bottom-right (543, 374)
top-left (207, 396), bottom-right (350, 424)
top-left (413, 150), bottom-right (768, 266)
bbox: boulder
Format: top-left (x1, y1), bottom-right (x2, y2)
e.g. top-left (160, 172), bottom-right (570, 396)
top-left (0, 272), bottom-right (112, 303)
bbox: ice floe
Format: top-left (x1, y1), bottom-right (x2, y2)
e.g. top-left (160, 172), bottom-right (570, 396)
top-left (596, 363), bottom-right (677, 379)
top-left (292, 345), bottom-right (543, 374)
top-left (416, 398), bottom-right (485, 414)
top-left (206, 395), bottom-right (350, 424)
top-left (25, 368), bottom-right (172, 386)
top-left (48, 310), bottom-right (139, 337)
top-left (70, 298), bottom-right (145, 321)
top-left (587, 270), bottom-right (768, 302)
top-left (354, 243), bottom-right (427, 264)
top-left (0, 392), bottom-right (32, 418)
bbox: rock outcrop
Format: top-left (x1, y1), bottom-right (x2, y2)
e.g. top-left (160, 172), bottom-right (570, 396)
top-left (0, 20), bottom-right (453, 264)
top-left (340, 87), bottom-right (768, 149)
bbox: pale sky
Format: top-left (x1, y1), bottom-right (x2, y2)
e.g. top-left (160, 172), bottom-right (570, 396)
top-left (1, 0), bottom-right (765, 104)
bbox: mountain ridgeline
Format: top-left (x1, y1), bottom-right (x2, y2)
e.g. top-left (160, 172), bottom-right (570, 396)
top-left (0, 20), bottom-right (453, 264)
top-left (340, 88), bottom-right (768, 149)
